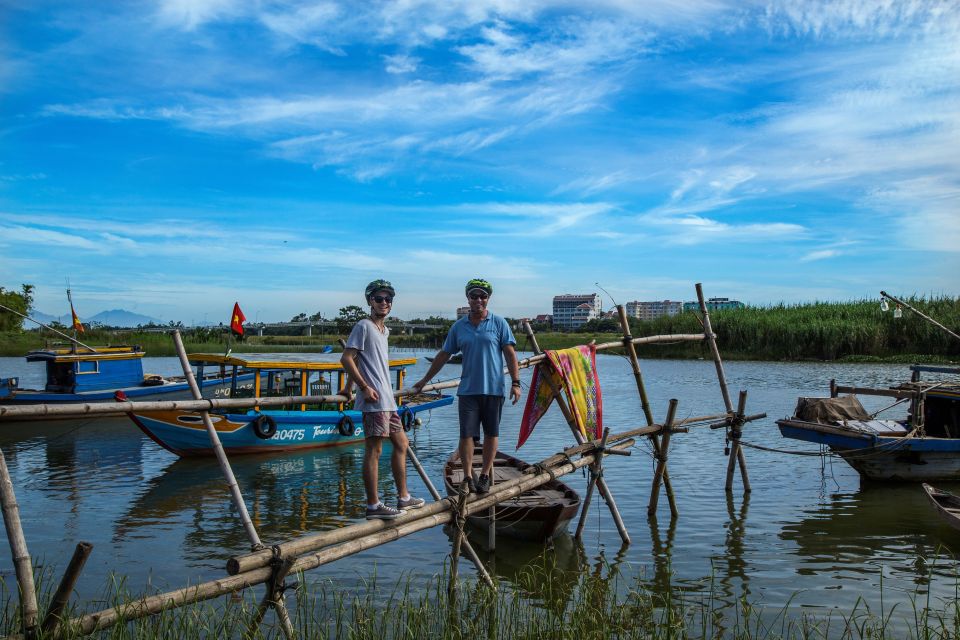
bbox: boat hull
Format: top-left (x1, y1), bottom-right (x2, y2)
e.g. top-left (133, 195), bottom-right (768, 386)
top-left (922, 483), bottom-right (960, 532)
top-left (778, 419), bottom-right (960, 481)
top-left (443, 448), bottom-right (580, 542)
top-left (130, 395), bottom-right (453, 457)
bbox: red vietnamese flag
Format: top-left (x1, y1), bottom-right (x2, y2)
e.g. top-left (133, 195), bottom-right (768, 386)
top-left (230, 302), bottom-right (246, 337)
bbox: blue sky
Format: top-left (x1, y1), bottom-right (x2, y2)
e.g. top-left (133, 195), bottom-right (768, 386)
top-left (2, 1), bottom-right (958, 324)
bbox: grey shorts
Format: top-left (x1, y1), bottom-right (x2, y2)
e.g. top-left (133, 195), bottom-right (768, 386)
top-left (458, 395), bottom-right (504, 440)
top-left (362, 412), bottom-right (402, 437)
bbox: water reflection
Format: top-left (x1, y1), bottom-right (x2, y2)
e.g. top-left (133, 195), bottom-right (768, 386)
top-left (778, 484), bottom-right (959, 585)
top-left (114, 446), bottom-right (389, 557)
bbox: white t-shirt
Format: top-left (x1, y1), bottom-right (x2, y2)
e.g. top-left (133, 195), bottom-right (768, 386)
top-left (345, 318), bottom-right (397, 413)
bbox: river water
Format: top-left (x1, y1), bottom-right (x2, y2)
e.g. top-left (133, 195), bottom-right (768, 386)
top-left (1, 353), bottom-right (958, 626)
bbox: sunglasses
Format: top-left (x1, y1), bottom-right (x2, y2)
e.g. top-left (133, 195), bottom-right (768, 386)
top-left (371, 296), bottom-right (393, 304)
top-left (469, 293), bottom-right (489, 300)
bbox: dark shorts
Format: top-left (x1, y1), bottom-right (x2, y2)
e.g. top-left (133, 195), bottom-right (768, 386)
top-left (362, 412), bottom-right (402, 438)
top-left (458, 395), bottom-right (504, 440)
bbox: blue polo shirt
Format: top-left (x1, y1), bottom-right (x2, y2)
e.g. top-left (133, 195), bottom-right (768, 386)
top-left (442, 312), bottom-right (516, 396)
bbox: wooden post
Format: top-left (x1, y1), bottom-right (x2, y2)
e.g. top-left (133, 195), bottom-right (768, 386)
top-left (407, 448), bottom-right (493, 588)
top-left (615, 305), bottom-right (678, 517)
top-left (449, 482), bottom-right (469, 595)
top-left (521, 321), bottom-right (631, 545)
top-left (727, 391), bottom-right (751, 491)
top-left (574, 428), bottom-right (611, 538)
top-left (0, 447), bottom-right (39, 638)
top-left (41, 541), bottom-right (93, 635)
top-left (695, 284), bottom-right (751, 494)
top-left (244, 556), bottom-right (296, 640)
top-left (648, 400), bottom-right (678, 516)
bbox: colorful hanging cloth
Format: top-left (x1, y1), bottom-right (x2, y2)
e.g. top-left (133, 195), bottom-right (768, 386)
top-left (517, 344), bottom-right (602, 449)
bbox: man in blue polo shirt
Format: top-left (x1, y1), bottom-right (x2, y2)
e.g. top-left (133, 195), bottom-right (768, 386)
top-left (411, 278), bottom-right (521, 494)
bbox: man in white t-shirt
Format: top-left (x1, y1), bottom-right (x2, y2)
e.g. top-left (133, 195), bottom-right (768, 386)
top-left (340, 279), bottom-right (425, 520)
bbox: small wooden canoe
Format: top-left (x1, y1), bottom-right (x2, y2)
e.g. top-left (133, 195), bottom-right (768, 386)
top-left (443, 447), bottom-right (580, 542)
top-left (922, 483), bottom-right (960, 532)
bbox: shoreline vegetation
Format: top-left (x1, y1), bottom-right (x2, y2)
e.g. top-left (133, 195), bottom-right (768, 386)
top-left (2, 559), bottom-right (957, 639)
top-left (0, 297), bottom-right (957, 363)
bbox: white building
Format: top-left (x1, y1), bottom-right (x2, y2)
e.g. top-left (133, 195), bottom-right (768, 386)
top-left (625, 300), bottom-right (684, 321)
top-left (552, 293), bottom-right (601, 330)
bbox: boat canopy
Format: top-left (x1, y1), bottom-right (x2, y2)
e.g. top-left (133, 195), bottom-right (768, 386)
top-left (186, 353), bottom-right (417, 372)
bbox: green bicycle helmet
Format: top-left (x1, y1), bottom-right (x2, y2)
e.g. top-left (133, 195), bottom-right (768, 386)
top-left (365, 279), bottom-right (396, 301)
top-left (465, 278), bottom-right (493, 296)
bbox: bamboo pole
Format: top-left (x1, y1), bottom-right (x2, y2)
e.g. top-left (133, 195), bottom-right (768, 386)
top-left (169, 331), bottom-right (298, 639)
top-left (695, 284), bottom-right (751, 494)
top-left (729, 391), bottom-right (751, 490)
top-left (407, 448), bottom-right (493, 588)
top-left (67, 440), bottom-right (632, 636)
top-left (881, 290), bottom-right (960, 342)
top-left (521, 321), bottom-right (631, 544)
top-left (0, 302), bottom-right (97, 352)
top-left (615, 305), bottom-right (678, 518)
top-left (574, 428), bottom-right (610, 538)
top-left (648, 399), bottom-right (678, 516)
top-left (172, 331), bottom-right (262, 548)
top-left (244, 557), bottom-right (295, 640)
top-left (228, 428), bottom-right (647, 576)
top-left (449, 483), bottom-right (469, 594)
top-left (41, 542), bottom-right (93, 635)
top-left (0, 448), bottom-right (39, 638)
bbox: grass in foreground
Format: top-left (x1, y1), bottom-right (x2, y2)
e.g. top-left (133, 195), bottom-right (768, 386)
top-left (1, 559), bottom-right (958, 639)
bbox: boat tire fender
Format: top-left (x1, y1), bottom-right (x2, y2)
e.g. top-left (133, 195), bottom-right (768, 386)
top-left (251, 414), bottom-right (278, 440)
top-left (402, 410), bottom-right (415, 432)
top-left (337, 415), bottom-right (355, 437)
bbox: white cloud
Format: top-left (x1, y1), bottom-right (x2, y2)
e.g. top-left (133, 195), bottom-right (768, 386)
top-left (800, 249), bottom-right (839, 262)
top-left (383, 54), bottom-right (420, 74)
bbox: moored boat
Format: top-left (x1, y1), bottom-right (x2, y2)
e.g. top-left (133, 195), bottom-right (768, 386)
top-left (777, 365), bottom-right (960, 481)
top-left (128, 353), bottom-right (453, 457)
top-left (1, 345), bottom-right (255, 408)
top-left (922, 483), bottom-right (960, 532)
top-left (443, 447), bottom-right (580, 541)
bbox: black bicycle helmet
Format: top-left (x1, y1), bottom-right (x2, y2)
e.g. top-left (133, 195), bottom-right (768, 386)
top-left (365, 279), bottom-right (396, 301)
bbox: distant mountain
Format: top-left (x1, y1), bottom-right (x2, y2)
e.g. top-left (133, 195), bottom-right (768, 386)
top-left (28, 308), bottom-right (161, 328)
top-left (87, 309), bottom-right (160, 327)
top-left (28, 310), bottom-right (65, 326)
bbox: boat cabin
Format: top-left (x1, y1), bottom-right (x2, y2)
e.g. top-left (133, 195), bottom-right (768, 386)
top-left (25, 346), bottom-right (147, 393)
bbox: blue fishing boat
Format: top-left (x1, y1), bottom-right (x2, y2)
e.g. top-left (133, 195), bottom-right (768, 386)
top-left (1, 345), bottom-right (255, 406)
top-left (128, 353), bottom-right (454, 457)
top-left (777, 365), bottom-right (960, 481)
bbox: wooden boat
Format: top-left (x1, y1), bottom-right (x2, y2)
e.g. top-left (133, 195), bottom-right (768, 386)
top-left (443, 447), bottom-right (580, 542)
top-left (922, 483), bottom-right (960, 532)
top-left (777, 365), bottom-right (960, 481)
top-left (1, 345), bottom-right (254, 406)
top-left (129, 353), bottom-right (453, 457)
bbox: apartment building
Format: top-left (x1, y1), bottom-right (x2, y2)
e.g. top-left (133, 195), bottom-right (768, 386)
top-left (552, 293), bottom-right (601, 330)
top-left (682, 297), bottom-right (745, 312)
top-left (625, 300), bottom-right (684, 321)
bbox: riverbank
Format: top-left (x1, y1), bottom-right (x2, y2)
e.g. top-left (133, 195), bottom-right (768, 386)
top-left (2, 296), bottom-right (957, 361)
